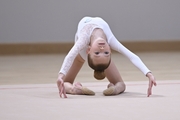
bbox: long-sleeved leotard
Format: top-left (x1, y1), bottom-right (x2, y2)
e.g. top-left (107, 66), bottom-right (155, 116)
top-left (59, 17), bottom-right (150, 76)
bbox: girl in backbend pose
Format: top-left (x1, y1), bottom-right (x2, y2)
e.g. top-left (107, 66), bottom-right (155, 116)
top-left (57, 17), bottom-right (156, 98)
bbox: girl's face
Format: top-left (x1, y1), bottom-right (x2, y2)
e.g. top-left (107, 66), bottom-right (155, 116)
top-left (87, 39), bottom-right (111, 65)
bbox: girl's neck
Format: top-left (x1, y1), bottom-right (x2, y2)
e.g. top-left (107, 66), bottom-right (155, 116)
top-left (90, 28), bottom-right (107, 45)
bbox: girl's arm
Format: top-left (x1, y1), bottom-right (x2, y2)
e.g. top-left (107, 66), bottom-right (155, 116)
top-left (59, 35), bottom-right (89, 76)
top-left (108, 35), bottom-right (157, 97)
top-left (108, 35), bottom-right (151, 75)
top-left (57, 31), bottom-right (89, 98)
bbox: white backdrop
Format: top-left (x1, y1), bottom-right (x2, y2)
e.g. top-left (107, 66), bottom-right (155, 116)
top-left (0, 0), bottom-right (180, 43)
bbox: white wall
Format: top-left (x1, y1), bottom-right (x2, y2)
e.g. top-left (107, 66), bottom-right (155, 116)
top-left (0, 0), bottom-right (180, 43)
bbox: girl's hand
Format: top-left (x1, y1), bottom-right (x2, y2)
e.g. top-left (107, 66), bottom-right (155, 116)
top-left (146, 72), bottom-right (157, 97)
top-left (57, 74), bottom-right (67, 98)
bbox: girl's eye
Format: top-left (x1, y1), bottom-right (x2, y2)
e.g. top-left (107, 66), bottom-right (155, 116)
top-left (104, 52), bottom-right (109, 54)
top-left (95, 52), bottom-right (99, 55)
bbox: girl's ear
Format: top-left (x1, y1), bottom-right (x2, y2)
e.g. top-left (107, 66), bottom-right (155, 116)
top-left (86, 46), bottom-right (91, 54)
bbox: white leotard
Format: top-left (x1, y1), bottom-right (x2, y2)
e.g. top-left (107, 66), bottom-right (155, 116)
top-left (59, 17), bottom-right (150, 76)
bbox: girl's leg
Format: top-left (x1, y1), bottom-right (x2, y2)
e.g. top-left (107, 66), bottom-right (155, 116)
top-left (63, 54), bottom-right (84, 94)
top-left (63, 54), bottom-right (95, 95)
top-left (104, 61), bottom-right (126, 95)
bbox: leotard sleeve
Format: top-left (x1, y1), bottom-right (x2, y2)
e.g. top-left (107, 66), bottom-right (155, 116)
top-left (59, 28), bottom-right (90, 75)
top-left (59, 24), bottom-right (98, 75)
top-left (108, 35), bottom-right (151, 75)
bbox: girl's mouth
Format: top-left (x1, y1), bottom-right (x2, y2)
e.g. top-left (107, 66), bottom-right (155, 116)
top-left (98, 43), bottom-right (105, 45)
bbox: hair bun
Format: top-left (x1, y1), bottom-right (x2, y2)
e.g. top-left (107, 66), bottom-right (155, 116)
top-left (94, 70), bottom-right (105, 80)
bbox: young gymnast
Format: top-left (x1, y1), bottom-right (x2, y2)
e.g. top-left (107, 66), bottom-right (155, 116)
top-left (57, 17), bottom-right (157, 98)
